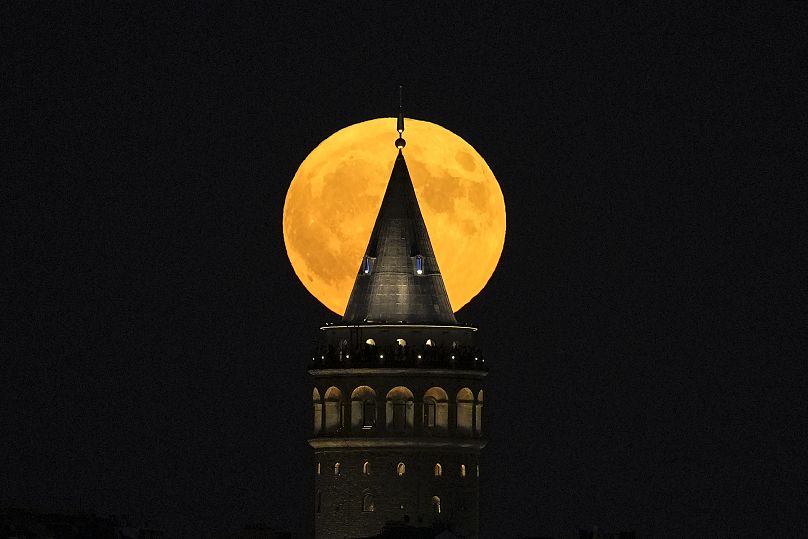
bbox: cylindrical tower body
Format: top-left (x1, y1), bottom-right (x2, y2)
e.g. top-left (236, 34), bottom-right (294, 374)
top-left (310, 324), bottom-right (486, 538)
top-left (307, 126), bottom-right (490, 537)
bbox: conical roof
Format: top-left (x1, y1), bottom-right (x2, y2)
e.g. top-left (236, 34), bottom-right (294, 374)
top-left (342, 150), bottom-right (457, 324)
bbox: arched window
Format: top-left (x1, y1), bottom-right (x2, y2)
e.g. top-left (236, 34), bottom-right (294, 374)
top-left (316, 490), bottom-right (322, 513)
top-left (365, 338), bottom-right (376, 347)
top-left (396, 462), bottom-right (406, 476)
top-left (362, 493), bottom-right (375, 512)
top-left (363, 461), bottom-right (371, 475)
top-left (316, 462), bottom-right (321, 475)
top-left (423, 396), bottom-right (436, 427)
top-left (351, 386), bottom-right (377, 430)
top-left (415, 254), bottom-right (424, 275)
top-left (456, 387), bottom-right (474, 436)
top-left (324, 387), bottom-right (344, 434)
top-left (431, 496), bottom-right (441, 514)
top-left (396, 338), bottom-right (407, 347)
top-left (434, 463), bottom-right (442, 477)
top-left (476, 464), bottom-right (480, 478)
top-left (334, 462), bottom-right (341, 476)
top-left (425, 339), bottom-right (435, 347)
top-left (460, 464), bottom-right (466, 478)
top-left (423, 387), bottom-right (449, 433)
top-left (386, 386), bottom-right (414, 433)
top-left (312, 388), bottom-right (322, 435)
top-left (475, 389), bottom-right (484, 435)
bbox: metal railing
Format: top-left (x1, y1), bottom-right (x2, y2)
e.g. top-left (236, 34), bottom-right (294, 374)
top-left (309, 343), bottom-right (486, 370)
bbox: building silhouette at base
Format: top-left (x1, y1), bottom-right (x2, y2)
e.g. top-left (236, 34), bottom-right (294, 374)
top-left (0, 506), bottom-right (163, 539)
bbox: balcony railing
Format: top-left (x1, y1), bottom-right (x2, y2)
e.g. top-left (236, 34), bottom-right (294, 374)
top-left (309, 343), bottom-right (486, 371)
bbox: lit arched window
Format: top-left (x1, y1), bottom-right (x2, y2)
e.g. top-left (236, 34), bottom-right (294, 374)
top-left (351, 386), bottom-right (377, 430)
top-left (396, 462), bottom-right (406, 476)
top-left (425, 339), bottom-right (435, 347)
top-left (386, 386), bottom-right (414, 433)
top-left (456, 387), bottom-right (474, 436)
top-left (423, 396), bottom-right (436, 427)
top-left (324, 387), bottom-right (345, 434)
top-left (475, 389), bottom-right (484, 435)
top-left (423, 387), bottom-right (449, 432)
top-left (396, 338), bottom-right (406, 347)
top-left (415, 254), bottom-right (424, 275)
top-left (312, 388), bottom-right (322, 435)
top-left (363, 461), bottom-right (371, 475)
top-left (431, 496), bottom-right (441, 514)
top-left (334, 462), bottom-right (341, 476)
top-left (460, 464), bottom-right (466, 478)
top-left (434, 463), bottom-right (442, 477)
top-left (316, 462), bottom-right (321, 475)
top-left (365, 338), bottom-right (376, 346)
top-left (362, 493), bottom-right (375, 512)
top-left (476, 464), bottom-right (480, 477)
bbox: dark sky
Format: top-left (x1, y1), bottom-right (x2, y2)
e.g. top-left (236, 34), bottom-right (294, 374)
top-left (4, 4), bottom-right (805, 538)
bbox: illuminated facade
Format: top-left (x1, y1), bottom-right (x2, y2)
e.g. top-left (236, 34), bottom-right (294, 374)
top-left (309, 115), bottom-right (486, 538)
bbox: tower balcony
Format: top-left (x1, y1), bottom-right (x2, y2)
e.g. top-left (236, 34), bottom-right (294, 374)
top-left (312, 323), bottom-right (486, 371)
top-left (310, 342), bottom-right (485, 371)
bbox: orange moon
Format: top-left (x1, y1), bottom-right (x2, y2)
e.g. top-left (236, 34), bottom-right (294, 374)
top-left (283, 118), bottom-right (506, 315)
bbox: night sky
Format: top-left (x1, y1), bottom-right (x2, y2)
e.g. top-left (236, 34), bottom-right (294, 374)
top-left (4, 4), bottom-right (806, 538)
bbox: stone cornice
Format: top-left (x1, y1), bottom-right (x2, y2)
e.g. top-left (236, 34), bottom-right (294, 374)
top-left (308, 437), bottom-right (487, 450)
top-left (308, 368), bottom-right (487, 378)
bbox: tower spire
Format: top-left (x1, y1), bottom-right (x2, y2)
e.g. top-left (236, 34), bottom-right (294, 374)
top-left (395, 85), bottom-right (406, 150)
top-left (342, 91), bottom-right (456, 325)
top-left (342, 153), bottom-right (456, 324)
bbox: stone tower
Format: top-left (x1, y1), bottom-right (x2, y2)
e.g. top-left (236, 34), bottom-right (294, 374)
top-left (308, 114), bottom-right (487, 538)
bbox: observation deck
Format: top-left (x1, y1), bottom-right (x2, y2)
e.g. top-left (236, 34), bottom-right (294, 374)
top-left (311, 323), bottom-right (486, 371)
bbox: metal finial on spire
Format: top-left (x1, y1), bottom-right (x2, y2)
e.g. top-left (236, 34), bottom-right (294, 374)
top-left (395, 85), bottom-right (406, 150)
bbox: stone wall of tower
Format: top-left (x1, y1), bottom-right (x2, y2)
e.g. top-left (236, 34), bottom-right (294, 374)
top-left (313, 447), bottom-right (480, 538)
top-left (310, 335), bottom-right (486, 539)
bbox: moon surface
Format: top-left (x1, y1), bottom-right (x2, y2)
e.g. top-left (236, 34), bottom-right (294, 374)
top-left (283, 117), bottom-right (506, 315)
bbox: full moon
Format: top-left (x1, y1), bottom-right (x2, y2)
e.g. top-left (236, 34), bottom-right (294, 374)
top-left (283, 118), bottom-right (506, 315)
